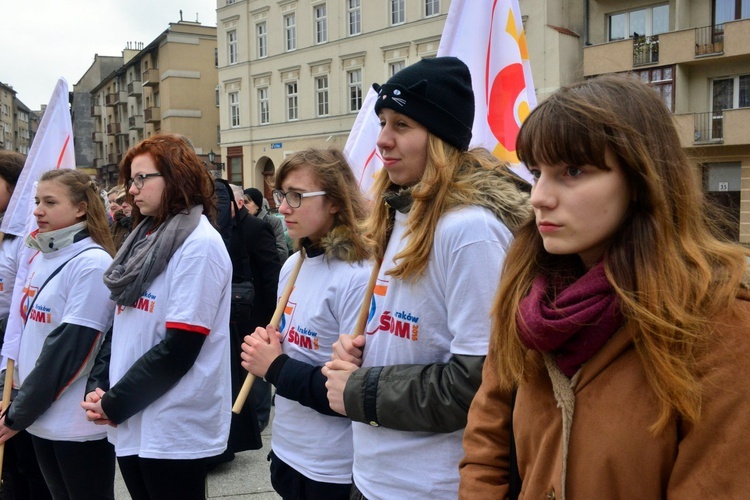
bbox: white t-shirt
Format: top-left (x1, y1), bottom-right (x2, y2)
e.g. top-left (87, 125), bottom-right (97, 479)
top-left (0, 236), bottom-right (24, 318)
top-left (272, 250), bottom-right (372, 484)
top-left (18, 237), bottom-right (114, 441)
top-left (353, 206), bottom-right (513, 499)
top-left (108, 216), bottom-right (233, 459)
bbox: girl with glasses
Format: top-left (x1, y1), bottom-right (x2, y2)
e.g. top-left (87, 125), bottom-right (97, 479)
top-left (459, 75), bottom-right (750, 498)
top-left (82, 133), bottom-right (233, 500)
top-left (322, 57), bottom-right (530, 498)
top-left (241, 148), bottom-right (372, 499)
top-left (0, 168), bottom-right (116, 499)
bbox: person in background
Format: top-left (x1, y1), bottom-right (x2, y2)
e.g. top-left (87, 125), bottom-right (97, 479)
top-left (106, 187), bottom-right (120, 222)
top-left (459, 74), bottom-right (750, 498)
top-left (242, 148), bottom-right (372, 499)
top-left (217, 183), bottom-right (280, 461)
top-left (322, 57), bottom-right (530, 499)
top-left (244, 187), bottom-right (289, 263)
top-left (82, 133), bottom-right (233, 500)
top-left (0, 150), bottom-right (53, 500)
top-left (110, 190), bottom-right (132, 251)
top-left (0, 168), bottom-right (116, 500)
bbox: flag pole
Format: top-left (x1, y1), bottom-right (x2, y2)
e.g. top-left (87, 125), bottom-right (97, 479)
top-left (232, 248), bottom-right (306, 414)
top-left (351, 260), bottom-right (381, 339)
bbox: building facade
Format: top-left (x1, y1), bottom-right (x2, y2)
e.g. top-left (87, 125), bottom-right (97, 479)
top-left (89, 21), bottom-right (220, 188)
top-left (215, 0), bottom-right (585, 204)
top-left (583, 0), bottom-right (750, 244)
top-left (0, 82), bottom-right (39, 155)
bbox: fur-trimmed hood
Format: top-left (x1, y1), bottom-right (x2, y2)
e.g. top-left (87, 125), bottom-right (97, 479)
top-left (304, 224), bottom-right (365, 264)
top-left (460, 167), bottom-right (531, 234)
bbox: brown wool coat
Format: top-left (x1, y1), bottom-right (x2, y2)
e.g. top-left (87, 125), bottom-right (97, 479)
top-left (459, 284), bottom-right (750, 499)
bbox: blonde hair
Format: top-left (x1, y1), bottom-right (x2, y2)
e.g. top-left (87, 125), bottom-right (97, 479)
top-left (491, 74), bottom-right (750, 433)
top-left (363, 135), bottom-right (522, 279)
top-left (40, 170), bottom-right (116, 256)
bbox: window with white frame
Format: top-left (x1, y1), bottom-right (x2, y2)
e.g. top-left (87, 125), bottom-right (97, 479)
top-left (392, 0), bottom-right (405, 25)
top-left (714, 0), bottom-right (750, 24)
top-left (316, 75), bottom-right (329, 116)
top-left (228, 30), bottom-right (238, 65)
top-left (229, 91), bottom-right (240, 127)
top-left (215, 85), bottom-right (220, 107)
top-left (389, 60), bottom-right (406, 76)
top-left (227, 0), bottom-right (236, 4)
top-left (315, 4), bottom-right (327, 44)
top-left (348, 69), bottom-right (363, 112)
top-left (712, 74), bottom-right (750, 112)
top-left (348, 0), bottom-right (361, 36)
top-left (286, 82), bottom-right (299, 121)
top-left (425, 0), bottom-right (440, 17)
top-left (608, 4), bottom-right (669, 41)
top-left (257, 22), bottom-right (268, 58)
top-left (285, 13), bottom-right (297, 51)
top-left (258, 88), bottom-right (270, 124)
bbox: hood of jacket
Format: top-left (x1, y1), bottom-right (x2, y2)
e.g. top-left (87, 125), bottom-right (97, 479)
top-left (301, 224), bottom-right (364, 264)
top-left (460, 166), bottom-right (531, 234)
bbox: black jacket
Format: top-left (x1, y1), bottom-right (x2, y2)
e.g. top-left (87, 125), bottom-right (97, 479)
top-left (229, 206), bottom-right (281, 335)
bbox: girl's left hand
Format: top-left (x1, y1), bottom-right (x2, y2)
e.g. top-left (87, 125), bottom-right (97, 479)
top-left (0, 415), bottom-right (20, 444)
top-left (81, 388), bottom-right (116, 427)
top-left (241, 325), bottom-right (283, 378)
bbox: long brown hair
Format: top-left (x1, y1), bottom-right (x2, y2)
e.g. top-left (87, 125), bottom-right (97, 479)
top-left (362, 135), bottom-right (524, 279)
top-left (275, 148), bottom-right (369, 262)
top-left (39, 169), bottom-right (116, 256)
top-left (119, 133), bottom-right (216, 228)
top-left (491, 74), bottom-right (749, 433)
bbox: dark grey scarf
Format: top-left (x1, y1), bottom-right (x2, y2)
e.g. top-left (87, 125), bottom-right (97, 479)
top-left (103, 204), bottom-right (203, 306)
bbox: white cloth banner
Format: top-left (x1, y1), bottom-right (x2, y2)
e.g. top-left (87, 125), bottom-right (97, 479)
top-left (343, 0), bottom-right (536, 197)
top-left (1, 78), bottom-right (75, 362)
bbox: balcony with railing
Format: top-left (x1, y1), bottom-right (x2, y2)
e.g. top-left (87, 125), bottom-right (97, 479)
top-left (91, 105), bottom-right (102, 117)
top-left (585, 18), bottom-right (750, 77)
top-left (129, 115), bottom-right (144, 129)
top-left (92, 131), bottom-right (104, 142)
top-left (127, 80), bottom-right (142, 96)
top-left (673, 107), bottom-right (750, 147)
top-left (142, 68), bottom-right (160, 87)
top-left (633, 35), bottom-right (659, 66)
top-left (108, 153), bottom-right (122, 165)
top-left (105, 91), bottom-right (128, 107)
top-left (144, 107), bottom-right (161, 122)
top-left (106, 123), bottom-right (121, 135)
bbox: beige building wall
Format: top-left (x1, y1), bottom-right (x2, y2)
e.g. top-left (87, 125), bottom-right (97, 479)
top-left (90, 22), bottom-right (219, 187)
top-left (0, 83), bottom-right (16, 151)
top-left (583, 0), bottom-right (750, 244)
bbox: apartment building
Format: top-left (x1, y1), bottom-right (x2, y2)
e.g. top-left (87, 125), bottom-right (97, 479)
top-left (0, 81), bottom-right (40, 155)
top-left (583, 0), bottom-right (750, 243)
top-left (89, 21), bottom-right (219, 188)
top-left (72, 54), bottom-right (127, 176)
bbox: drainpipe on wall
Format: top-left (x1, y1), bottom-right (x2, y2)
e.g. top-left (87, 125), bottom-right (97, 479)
top-left (584, 0), bottom-right (590, 45)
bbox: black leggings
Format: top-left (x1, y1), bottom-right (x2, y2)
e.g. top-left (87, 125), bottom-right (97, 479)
top-left (117, 455), bottom-right (209, 500)
top-left (31, 436), bottom-right (115, 500)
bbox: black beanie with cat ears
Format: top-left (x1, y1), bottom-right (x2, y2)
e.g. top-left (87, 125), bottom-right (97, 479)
top-left (373, 56), bottom-right (475, 151)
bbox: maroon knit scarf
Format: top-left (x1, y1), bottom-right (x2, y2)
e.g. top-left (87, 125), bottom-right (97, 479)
top-left (517, 262), bottom-right (624, 377)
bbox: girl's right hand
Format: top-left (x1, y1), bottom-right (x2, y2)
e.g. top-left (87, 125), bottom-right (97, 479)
top-left (331, 334), bottom-right (366, 366)
top-left (81, 388), bottom-right (116, 427)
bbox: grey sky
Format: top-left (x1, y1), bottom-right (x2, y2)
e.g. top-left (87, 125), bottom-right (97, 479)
top-left (2, 1), bottom-right (217, 109)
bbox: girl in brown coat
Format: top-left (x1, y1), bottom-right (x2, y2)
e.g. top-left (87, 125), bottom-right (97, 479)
top-left (459, 74), bottom-right (750, 499)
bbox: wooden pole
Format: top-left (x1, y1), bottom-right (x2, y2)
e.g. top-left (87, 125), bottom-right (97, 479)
top-left (351, 260), bottom-right (381, 339)
top-left (232, 250), bottom-right (305, 414)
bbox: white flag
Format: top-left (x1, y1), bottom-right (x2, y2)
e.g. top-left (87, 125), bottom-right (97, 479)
top-left (343, 88), bottom-right (383, 200)
top-left (343, 0), bottom-right (536, 194)
top-left (438, 0), bottom-right (536, 180)
top-left (1, 78), bottom-right (75, 362)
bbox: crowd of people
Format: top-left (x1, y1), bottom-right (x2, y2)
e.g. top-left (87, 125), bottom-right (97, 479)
top-left (0, 56), bottom-right (748, 500)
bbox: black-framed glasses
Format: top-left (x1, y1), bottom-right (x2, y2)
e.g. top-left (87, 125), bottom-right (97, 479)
top-left (127, 173), bottom-right (162, 189)
top-left (272, 189), bottom-right (326, 208)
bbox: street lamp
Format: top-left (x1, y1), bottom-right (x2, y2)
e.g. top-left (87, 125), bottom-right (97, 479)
top-left (208, 149), bottom-right (225, 170)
